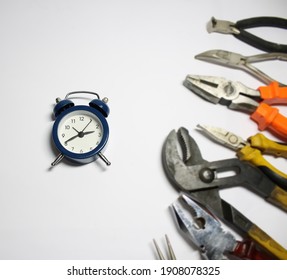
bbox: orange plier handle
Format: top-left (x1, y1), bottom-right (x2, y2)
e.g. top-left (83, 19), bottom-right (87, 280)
top-left (251, 82), bottom-right (287, 138)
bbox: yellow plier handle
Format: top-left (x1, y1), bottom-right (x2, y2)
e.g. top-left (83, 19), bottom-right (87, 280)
top-left (237, 134), bottom-right (287, 189)
top-left (248, 223), bottom-right (287, 260)
top-left (249, 133), bottom-right (287, 158)
top-left (268, 186), bottom-right (287, 212)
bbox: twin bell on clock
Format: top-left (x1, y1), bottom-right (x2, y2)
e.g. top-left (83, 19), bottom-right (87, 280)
top-left (51, 91), bottom-right (110, 167)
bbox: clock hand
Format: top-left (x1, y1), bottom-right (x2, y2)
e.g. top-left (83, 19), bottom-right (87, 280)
top-left (64, 118), bottom-right (95, 145)
top-left (72, 127), bottom-right (80, 133)
top-left (77, 130), bottom-right (95, 138)
top-left (64, 130), bottom-right (95, 145)
top-left (64, 133), bottom-right (80, 144)
top-left (81, 130), bottom-right (95, 136)
top-left (64, 126), bottom-right (81, 144)
top-left (67, 119), bottom-right (93, 142)
top-left (81, 119), bottom-right (92, 133)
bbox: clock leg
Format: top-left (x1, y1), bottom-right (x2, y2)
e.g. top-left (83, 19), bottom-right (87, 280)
top-left (98, 152), bottom-right (111, 166)
top-left (51, 153), bottom-right (65, 167)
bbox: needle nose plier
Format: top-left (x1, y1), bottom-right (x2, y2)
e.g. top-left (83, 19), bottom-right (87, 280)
top-left (207, 16), bottom-right (287, 53)
top-left (184, 75), bottom-right (287, 139)
top-left (197, 124), bottom-right (287, 189)
top-left (162, 127), bottom-right (287, 259)
top-left (171, 193), bottom-right (274, 259)
top-left (195, 49), bottom-right (287, 86)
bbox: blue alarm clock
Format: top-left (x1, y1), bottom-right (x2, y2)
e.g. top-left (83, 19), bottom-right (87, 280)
top-left (51, 91), bottom-right (110, 167)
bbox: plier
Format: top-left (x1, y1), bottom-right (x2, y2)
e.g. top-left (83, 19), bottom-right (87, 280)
top-left (195, 49), bottom-right (287, 86)
top-left (197, 124), bottom-right (287, 190)
top-left (171, 193), bottom-right (274, 259)
top-left (207, 16), bottom-right (287, 53)
top-left (162, 127), bottom-right (287, 259)
top-left (183, 75), bottom-right (287, 139)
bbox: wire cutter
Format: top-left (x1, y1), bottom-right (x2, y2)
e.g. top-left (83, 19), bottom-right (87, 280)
top-left (171, 193), bottom-right (274, 260)
top-left (207, 16), bottom-right (287, 53)
top-left (183, 75), bottom-right (287, 139)
top-left (162, 127), bottom-right (287, 259)
top-left (195, 49), bottom-right (287, 86)
top-left (197, 124), bottom-right (287, 190)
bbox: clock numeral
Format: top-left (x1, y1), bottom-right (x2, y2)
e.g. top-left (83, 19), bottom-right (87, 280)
top-left (79, 116), bottom-right (84, 121)
top-left (62, 133), bottom-right (65, 138)
top-left (71, 147), bottom-right (74, 151)
top-left (65, 125), bottom-right (70, 130)
top-left (90, 147), bottom-right (93, 150)
top-left (96, 124), bottom-right (99, 129)
top-left (98, 132), bottom-right (102, 137)
top-left (71, 119), bottom-right (76, 123)
top-left (80, 149), bottom-right (83, 153)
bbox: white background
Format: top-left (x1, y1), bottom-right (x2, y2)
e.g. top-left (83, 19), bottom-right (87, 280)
top-left (0, 0), bottom-right (287, 260)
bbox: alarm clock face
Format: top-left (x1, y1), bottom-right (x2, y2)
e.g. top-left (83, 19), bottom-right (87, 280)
top-left (56, 109), bottom-right (104, 154)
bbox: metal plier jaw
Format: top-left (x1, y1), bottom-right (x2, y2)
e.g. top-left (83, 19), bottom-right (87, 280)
top-left (162, 127), bottom-right (247, 192)
top-left (207, 17), bottom-right (240, 34)
top-left (171, 194), bottom-right (236, 260)
top-left (184, 75), bottom-right (259, 113)
top-left (197, 124), bottom-right (247, 150)
top-left (162, 127), bottom-right (206, 191)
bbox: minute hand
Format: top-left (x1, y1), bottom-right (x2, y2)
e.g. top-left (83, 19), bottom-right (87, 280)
top-left (81, 119), bottom-right (92, 132)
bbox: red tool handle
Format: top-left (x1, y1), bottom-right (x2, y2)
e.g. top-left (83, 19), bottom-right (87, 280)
top-left (232, 240), bottom-right (275, 260)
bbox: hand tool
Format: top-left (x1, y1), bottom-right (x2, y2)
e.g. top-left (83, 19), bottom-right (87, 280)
top-left (183, 75), bottom-right (287, 139)
top-left (153, 235), bottom-right (176, 260)
top-left (162, 127), bottom-right (287, 259)
top-left (162, 126), bottom-right (287, 211)
top-left (207, 16), bottom-right (287, 53)
top-left (195, 49), bottom-right (287, 86)
top-left (171, 193), bottom-right (274, 259)
top-left (197, 124), bottom-right (287, 190)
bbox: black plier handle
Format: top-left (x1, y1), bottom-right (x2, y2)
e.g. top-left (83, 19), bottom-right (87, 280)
top-left (207, 16), bottom-right (287, 53)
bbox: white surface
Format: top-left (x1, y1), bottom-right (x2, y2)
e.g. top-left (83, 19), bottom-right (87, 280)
top-left (0, 0), bottom-right (287, 260)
